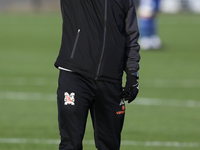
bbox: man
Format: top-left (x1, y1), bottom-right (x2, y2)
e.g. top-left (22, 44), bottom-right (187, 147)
top-left (138, 0), bottom-right (162, 50)
top-left (54, 0), bottom-right (140, 149)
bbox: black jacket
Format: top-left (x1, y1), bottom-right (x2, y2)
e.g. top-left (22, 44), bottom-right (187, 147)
top-left (55, 0), bottom-right (140, 83)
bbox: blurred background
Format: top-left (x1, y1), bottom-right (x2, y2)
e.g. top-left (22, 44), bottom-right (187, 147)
top-left (1, 0), bottom-right (200, 13)
top-left (0, 0), bottom-right (59, 12)
top-left (0, 0), bottom-right (200, 150)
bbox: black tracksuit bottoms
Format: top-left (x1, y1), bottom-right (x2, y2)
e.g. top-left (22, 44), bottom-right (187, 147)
top-left (57, 70), bottom-right (125, 150)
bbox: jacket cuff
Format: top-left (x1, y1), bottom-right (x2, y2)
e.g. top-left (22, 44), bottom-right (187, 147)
top-left (126, 71), bottom-right (139, 79)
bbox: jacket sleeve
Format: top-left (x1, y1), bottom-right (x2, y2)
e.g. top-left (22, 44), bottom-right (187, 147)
top-left (124, 1), bottom-right (140, 75)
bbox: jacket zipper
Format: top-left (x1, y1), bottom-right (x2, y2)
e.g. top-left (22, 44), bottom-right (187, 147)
top-left (95, 0), bottom-right (107, 80)
top-left (71, 29), bottom-right (80, 58)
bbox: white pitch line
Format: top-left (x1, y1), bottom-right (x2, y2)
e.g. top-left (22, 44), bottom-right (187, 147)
top-left (1, 77), bottom-right (200, 88)
top-left (121, 140), bottom-right (199, 147)
top-left (0, 91), bottom-right (56, 101)
top-left (141, 79), bottom-right (200, 88)
top-left (0, 138), bottom-right (199, 147)
top-left (0, 77), bottom-right (56, 86)
top-left (0, 91), bottom-right (200, 108)
top-left (134, 97), bottom-right (200, 108)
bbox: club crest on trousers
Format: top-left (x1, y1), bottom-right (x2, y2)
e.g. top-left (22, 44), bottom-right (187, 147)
top-left (64, 92), bottom-right (75, 105)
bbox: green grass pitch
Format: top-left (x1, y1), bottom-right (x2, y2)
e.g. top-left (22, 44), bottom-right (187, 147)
top-left (0, 12), bottom-right (200, 150)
